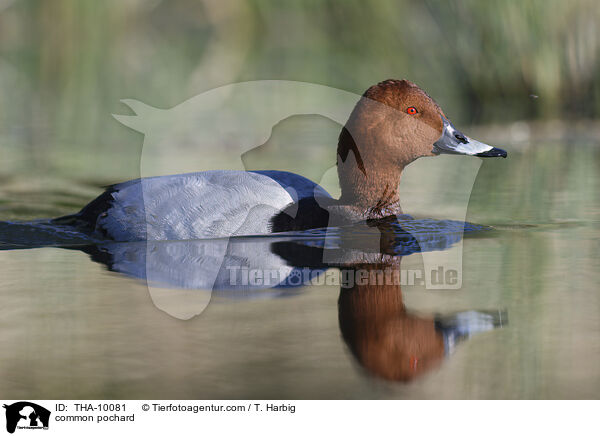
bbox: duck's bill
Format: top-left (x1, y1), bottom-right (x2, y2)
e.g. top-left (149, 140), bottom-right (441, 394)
top-left (433, 116), bottom-right (507, 158)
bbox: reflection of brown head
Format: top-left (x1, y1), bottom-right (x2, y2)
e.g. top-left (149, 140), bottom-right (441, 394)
top-left (338, 262), bottom-right (445, 382)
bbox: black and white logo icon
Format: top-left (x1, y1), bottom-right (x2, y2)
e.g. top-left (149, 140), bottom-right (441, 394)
top-left (3, 402), bottom-right (50, 434)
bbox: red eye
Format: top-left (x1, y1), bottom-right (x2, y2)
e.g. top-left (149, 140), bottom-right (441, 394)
top-left (407, 106), bottom-right (418, 115)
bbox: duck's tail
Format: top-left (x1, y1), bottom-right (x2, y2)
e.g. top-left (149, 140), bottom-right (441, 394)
top-left (51, 185), bottom-right (117, 230)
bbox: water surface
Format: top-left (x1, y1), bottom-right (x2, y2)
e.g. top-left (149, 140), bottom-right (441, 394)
top-left (1, 140), bottom-right (599, 399)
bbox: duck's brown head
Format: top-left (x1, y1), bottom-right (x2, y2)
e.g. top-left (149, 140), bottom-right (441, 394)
top-left (337, 79), bottom-right (506, 212)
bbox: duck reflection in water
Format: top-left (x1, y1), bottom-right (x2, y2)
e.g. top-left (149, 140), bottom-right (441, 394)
top-left (0, 206), bottom-right (507, 382)
top-left (0, 213), bottom-right (506, 382)
top-left (337, 261), bottom-right (505, 382)
top-left (37, 216), bottom-right (504, 383)
top-left (271, 220), bottom-right (506, 382)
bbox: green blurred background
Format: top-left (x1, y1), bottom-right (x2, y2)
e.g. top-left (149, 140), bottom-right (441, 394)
top-left (0, 0), bottom-right (599, 183)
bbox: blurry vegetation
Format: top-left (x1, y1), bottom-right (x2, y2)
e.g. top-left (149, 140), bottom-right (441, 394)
top-left (0, 0), bottom-right (599, 180)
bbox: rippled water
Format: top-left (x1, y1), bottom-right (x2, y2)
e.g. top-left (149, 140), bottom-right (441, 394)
top-left (1, 140), bottom-right (599, 399)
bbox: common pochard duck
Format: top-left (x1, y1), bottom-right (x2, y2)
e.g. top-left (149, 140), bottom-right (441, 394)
top-left (54, 79), bottom-right (507, 241)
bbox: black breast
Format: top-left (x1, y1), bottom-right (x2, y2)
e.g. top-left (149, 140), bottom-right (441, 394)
top-left (270, 197), bottom-right (332, 232)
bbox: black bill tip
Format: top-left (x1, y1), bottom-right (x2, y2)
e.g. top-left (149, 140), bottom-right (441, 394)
top-left (476, 147), bottom-right (507, 158)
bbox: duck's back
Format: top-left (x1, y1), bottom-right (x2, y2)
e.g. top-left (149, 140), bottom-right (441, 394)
top-left (61, 170), bottom-right (330, 241)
